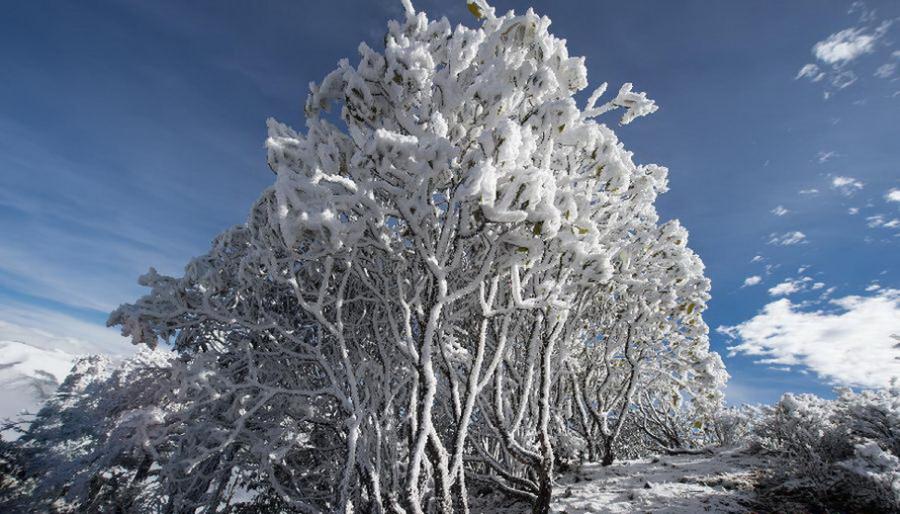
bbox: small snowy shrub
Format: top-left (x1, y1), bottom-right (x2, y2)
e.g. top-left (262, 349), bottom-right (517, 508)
top-left (713, 407), bottom-right (755, 447)
top-left (754, 386), bottom-right (900, 513)
top-left (704, 405), bottom-right (758, 448)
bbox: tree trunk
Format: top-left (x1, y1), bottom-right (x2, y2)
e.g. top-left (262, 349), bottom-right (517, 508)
top-left (601, 437), bottom-right (615, 466)
top-left (531, 455), bottom-right (554, 514)
top-left (451, 467), bottom-right (470, 514)
top-left (426, 435), bottom-right (453, 514)
top-left (532, 320), bottom-right (555, 514)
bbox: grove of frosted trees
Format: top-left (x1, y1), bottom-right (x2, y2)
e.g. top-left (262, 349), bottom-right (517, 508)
top-left (0, 1), bottom-right (731, 513)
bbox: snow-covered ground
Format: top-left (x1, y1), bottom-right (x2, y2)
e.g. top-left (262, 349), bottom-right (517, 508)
top-left (477, 448), bottom-right (772, 513)
top-left (0, 340), bottom-right (77, 436)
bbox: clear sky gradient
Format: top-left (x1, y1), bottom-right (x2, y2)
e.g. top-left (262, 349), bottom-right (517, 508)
top-left (1, 0), bottom-right (898, 404)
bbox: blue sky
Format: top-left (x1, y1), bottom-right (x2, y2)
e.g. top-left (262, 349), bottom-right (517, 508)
top-left (1, 0), bottom-right (898, 404)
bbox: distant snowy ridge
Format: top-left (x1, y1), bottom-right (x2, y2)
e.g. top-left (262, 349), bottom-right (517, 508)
top-left (0, 340), bottom-right (78, 428)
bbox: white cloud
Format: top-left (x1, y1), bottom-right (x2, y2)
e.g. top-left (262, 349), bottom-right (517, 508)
top-left (816, 150), bottom-right (837, 163)
top-left (768, 282), bottom-right (799, 296)
top-left (799, 188), bottom-right (820, 195)
top-left (848, 207), bottom-right (860, 215)
top-left (812, 282), bottom-right (826, 290)
top-left (813, 26), bottom-right (881, 65)
top-left (768, 278), bottom-right (809, 297)
top-left (719, 289), bottom-right (900, 388)
top-left (796, 63), bottom-right (826, 81)
top-left (797, 14), bottom-right (894, 97)
top-left (875, 62), bottom-right (896, 78)
top-left (849, 1), bottom-right (877, 23)
top-left (751, 255), bottom-right (764, 263)
top-left (771, 205), bottom-right (789, 216)
top-left (886, 189), bottom-right (900, 203)
top-left (743, 276), bottom-right (762, 287)
top-left (866, 283), bottom-right (881, 292)
top-left (830, 70), bottom-right (858, 89)
top-left (865, 215), bottom-right (899, 229)
top-left (768, 231), bottom-right (807, 246)
top-left (831, 175), bottom-right (864, 195)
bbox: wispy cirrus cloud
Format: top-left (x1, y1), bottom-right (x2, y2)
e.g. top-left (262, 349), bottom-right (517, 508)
top-left (796, 63), bottom-right (826, 82)
top-left (817, 150), bottom-right (837, 163)
top-left (771, 205), bottom-right (789, 216)
top-left (867, 215), bottom-right (885, 228)
top-left (867, 215), bottom-right (900, 229)
top-left (0, 118), bottom-right (210, 314)
top-left (768, 231), bottom-right (807, 246)
top-left (875, 62), bottom-right (896, 78)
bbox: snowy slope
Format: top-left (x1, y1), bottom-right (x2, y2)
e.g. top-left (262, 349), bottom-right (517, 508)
top-left (0, 340), bottom-right (77, 426)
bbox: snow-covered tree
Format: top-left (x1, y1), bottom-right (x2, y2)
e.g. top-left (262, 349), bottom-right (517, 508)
top-left (100, 1), bottom-right (722, 512)
top-left (564, 220), bottom-right (724, 464)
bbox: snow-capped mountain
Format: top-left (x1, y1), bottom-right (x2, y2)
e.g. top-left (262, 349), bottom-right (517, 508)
top-left (0, 340), bottom-right (78, 431)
